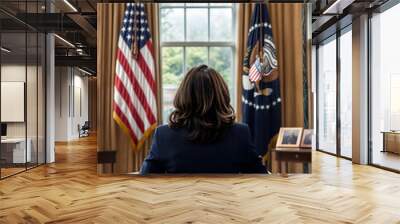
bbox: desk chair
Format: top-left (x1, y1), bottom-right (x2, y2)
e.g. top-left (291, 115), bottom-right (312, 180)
top-left (78, 121), bottom-right (90, 138)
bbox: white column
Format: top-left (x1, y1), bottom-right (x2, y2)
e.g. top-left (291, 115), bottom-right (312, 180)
top-left (352, 14), bottom-right (369, 164)
top-left (46, 33), bottom-right (55, 163)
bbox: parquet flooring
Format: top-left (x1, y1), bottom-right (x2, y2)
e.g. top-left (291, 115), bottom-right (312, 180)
top-left (1, 134), bottom-right (400, 223)
top-left (0, 167), bottom-right (26, 178)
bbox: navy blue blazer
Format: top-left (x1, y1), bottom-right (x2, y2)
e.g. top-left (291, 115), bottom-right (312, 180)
top-left (140, 123), bottom-right (266, 174)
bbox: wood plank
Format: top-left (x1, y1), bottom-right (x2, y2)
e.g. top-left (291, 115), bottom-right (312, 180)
top-left (0, 134), bottom-right (399, 223)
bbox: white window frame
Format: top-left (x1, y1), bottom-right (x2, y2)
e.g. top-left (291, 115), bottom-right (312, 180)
top-left (158, 3), bottom-right (237, 122)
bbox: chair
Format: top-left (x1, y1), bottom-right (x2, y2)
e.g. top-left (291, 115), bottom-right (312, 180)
top-left (78, 121), bottom-right (90, 138)
top-left (263, 134), bottom-right (279, 172)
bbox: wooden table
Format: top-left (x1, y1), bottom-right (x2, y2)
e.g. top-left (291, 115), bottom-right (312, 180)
top-left (273, 147), bottom-right (312, 175)
top-left (381, 131), bottom-right (400, 154)
top-left (1, 138), bottom-right (32, 164)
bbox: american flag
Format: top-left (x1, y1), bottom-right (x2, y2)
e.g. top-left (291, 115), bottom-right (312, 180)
top-left (113, 3), bottom-right (157, 150)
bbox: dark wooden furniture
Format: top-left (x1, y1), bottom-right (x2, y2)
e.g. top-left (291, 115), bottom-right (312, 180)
top-left (97, 151), bottom-right (116, 173)
top-left (273, 147), bottom-right (312, 175)
top-left (381, 131), bottom-right (400, 154)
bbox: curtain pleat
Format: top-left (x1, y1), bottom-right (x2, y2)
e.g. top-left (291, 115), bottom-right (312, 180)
top-left (235, 4), bottom-right (253, 121)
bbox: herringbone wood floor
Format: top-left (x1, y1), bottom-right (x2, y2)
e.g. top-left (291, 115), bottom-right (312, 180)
top-left (1, 135), bottom-right (400, 224)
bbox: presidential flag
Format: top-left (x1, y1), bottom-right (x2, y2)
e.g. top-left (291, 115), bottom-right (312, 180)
top-left (242, 3), bottom-right (281, 156)
top-left (113, 3), bottom-right (157, 150)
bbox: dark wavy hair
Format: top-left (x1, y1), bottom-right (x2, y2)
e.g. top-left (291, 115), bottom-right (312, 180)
top-left (169, 65), bottom-right (235, 143)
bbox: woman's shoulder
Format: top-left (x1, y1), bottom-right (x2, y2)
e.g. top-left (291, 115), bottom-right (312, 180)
top-left (229, 122), bottom-right (250, 132)
top-left (154, 123), bottom-right (249, 139)
top-left (155, 124), bottom-right (184, 136)
top-left (155, 124), bottom-right (171, 135)
top-left (222, 123), bottom-right (251, 139)
top-left (156, 124), bottom-right (169, 132)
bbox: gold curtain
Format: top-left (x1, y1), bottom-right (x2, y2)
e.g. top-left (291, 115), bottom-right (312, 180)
top-left (236, 3), bottom-right (306, 127)
top-left (97, 3), bottom-right (160, 175)
top-left (235, 4), bottom-right (253, 122)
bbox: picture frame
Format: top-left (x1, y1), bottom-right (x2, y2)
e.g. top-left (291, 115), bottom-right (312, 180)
top-left (300, 129), bottom-right (313, 148)
top-left (276, 127), bottom-right (303, 148)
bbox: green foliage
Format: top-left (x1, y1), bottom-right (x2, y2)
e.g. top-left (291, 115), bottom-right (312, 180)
top-left (210, 47), bottom-right (232, 88)
top-left (162, 47), bottom-right (183, 85)
top-left (186, 47), bottom-right (207, 68)
top-left (162, 47), bottom-right (232, 87)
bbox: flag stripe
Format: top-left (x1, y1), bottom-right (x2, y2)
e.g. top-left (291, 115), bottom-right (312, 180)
top-left (114, 75), bottom-right (145, 133)
top-left (138, 42), bottom-right (156, 91)
top-left (136, 50), bottom-right (156, 97)
top-left (146, 40), bottom-right (155, 61)
top-left (118, 39), bottom-right (157, 119)
top-left (117, 48), bottom-right (156, 125)
top-left (113, 103), bottom-right (138, 143)
top-left (119, 39), bottom-right (156, 96)
top-left (114, 89), bottom-right (144, 141)
top-left (115, 62), bottom-right (151, 128)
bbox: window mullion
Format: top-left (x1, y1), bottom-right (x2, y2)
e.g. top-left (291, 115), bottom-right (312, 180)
top-left (183, 5), bottom-right (187, 73)
top-left (207, 47), bottom-right (210, 66)
top-left (184, 6), bottom-right (187, 42)
top-left (183, 47), bottom-right (186, 74)
top-left (208, 6), bottom-right (210, 42)
top-left (207, 5), bottom-right (211, 65)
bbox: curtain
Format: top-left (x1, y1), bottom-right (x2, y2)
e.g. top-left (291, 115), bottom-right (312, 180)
top-left (235, 4), bottom-right (253, 122)
top-left (236, 3), bottom-right (306, 127)
top-left (97, 3), bottom-right (160, 175)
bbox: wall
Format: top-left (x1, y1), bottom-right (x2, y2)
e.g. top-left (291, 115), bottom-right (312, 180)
top-left (54, 67), bottom-right (89, 141)
top-left (1, 63), bottom-right (46, 165)
top-left (1, 64), bottom-right (40, 138)
top-left (88, 77), bottom-right (97, 131)
top-left (1, 65), bottom-right (26, 140)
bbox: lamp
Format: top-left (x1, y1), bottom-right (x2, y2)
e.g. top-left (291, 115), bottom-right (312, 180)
top-left (1, 47), bottom-right (11, 53)
top-left (54, 34), bottom-right (75, 48)
top-left (63, 0), bottom-right (78, 12)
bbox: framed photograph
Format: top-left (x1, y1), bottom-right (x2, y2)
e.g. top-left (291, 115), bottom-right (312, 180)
top-left (276, 127), bottom-right (303, 148)
top-left (300, 129), bottom-right (313, 148)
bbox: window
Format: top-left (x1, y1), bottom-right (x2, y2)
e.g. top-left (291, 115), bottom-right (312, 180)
top-left (339, 28), bottom-right (352, 158)
top-left (317, 36), bottom-right (337, 155)
top-left (159, 3), bottom-right (236, 122)
top-left (370, 3), bottom-right (400, 171)
top-left (316, 26), bottom-right (353, 159)
top-left (0, 1), bottom-right (47, 179)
